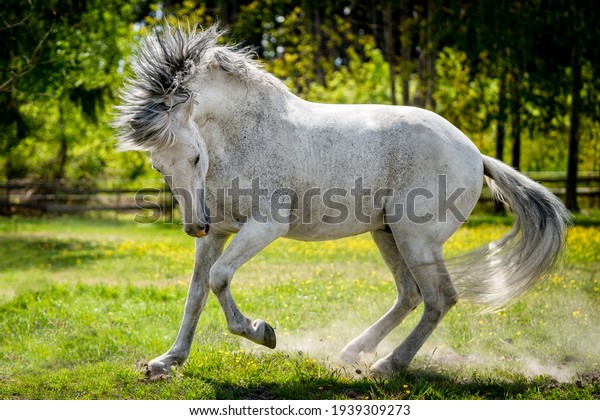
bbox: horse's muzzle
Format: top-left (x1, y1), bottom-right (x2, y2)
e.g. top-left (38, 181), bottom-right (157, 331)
top-left (185, 224), bottom-right (210, 238)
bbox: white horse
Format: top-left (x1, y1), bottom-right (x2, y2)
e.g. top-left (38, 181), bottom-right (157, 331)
top-left (114, 24), bottom-right (569, 378)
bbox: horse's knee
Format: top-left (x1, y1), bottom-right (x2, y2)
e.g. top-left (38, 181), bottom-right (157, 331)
top-left (443, 284), bottom-right (459, 309)
top-left (446, 291), bottom-right (459, 308)
top-left (403, 284), bottom-right (422, 308)
top-left (422, 305), bottom-right (443, 322)
top-left (422, 291), bottom-right (457, 322)
top-left (421, 295), bottom-right (449, 322)
top-left (209, 263), bottom-right (234, 294)
top-left (392, 290), bottom-right (421, 316)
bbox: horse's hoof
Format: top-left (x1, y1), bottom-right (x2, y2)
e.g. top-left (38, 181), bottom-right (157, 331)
top-left (369, 356), bottom-right (400, 379)
top-left (338, 349), bottom-right (361, 365)
top-left (144, 360), bottom-right (172, 381)
top-left (263, 321), bottom-right (277, 349)
top-left (253, 319), bottom-right (277, 349)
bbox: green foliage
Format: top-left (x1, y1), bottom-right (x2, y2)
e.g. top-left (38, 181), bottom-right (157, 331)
top-left (0, 0), bottom-right (149, 182)
top-left (433, 47), bottom-right (497, 156)
top-left (302, 37), bottom-right (392, 104)
top-left (3, 94), bottom-right (153, 181)
top-left (2, 0), bottom-right (600, 189)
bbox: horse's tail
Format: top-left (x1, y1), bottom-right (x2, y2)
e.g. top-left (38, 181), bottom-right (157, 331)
top-left (451, 155), bottom-right (570, 312)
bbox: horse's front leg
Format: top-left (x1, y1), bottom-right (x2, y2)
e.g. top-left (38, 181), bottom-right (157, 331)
top-left (209, 219), bottom-right (288, 348)
top-left (146, 234), bottom-right (228, 378)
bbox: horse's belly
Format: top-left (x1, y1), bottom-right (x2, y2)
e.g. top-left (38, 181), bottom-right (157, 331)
top-left (284, 213), bottom-right (386, 241)
top-left (284, 226), bottom-right (374, 241)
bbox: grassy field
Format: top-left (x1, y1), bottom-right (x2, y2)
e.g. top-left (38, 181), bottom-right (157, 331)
top-left (1, 214), bottom-right (599, 399)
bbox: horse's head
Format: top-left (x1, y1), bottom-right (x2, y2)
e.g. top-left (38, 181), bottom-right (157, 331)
top-left (115, 23), bottom-right (282, 238)
top-left (150, 95), bottom-right (211, 238)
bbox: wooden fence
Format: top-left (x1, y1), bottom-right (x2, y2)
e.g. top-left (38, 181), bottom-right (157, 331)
top-left (0, 172), bottom-right (599, 216)
top-left (0, 179), bottom-right (173, 216)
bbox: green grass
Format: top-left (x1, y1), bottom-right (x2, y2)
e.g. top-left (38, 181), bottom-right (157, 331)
top-left (1, 214), bottom-right (599, 399)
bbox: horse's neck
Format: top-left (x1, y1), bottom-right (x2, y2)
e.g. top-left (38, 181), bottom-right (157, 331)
top-left (198, 75), bottom-right (291, 129)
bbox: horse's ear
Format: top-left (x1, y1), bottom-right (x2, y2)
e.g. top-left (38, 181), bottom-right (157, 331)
top-left (206, 49), bottom-right (228, 73)
top-left (182, 92), bottom-right (195, 124)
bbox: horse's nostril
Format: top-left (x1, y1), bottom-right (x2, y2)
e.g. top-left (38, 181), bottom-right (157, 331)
top-left (192, 224), bottom-right (210, 238)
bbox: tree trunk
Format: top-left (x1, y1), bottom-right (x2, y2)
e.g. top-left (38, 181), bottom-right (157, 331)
top-left (4, 95), bottom-right (27, 180)
top-left (510, 71), bottom-right (521, 170)
top-left (494, 68), bottom-right (508, 213)
top-left (511, 116), bottom-right (521, 170)
top-left (313, 5), bottom-right (325, 86)
top-left (218, 0), bottom-right (238, 24)
top-left (425, 0), bottom-right (436, 109)
top-left (371, 0), bottom-right (378, 39)
top-left (496, 67), bottom-right (508, 162)
top-left (383, 1), bottom-right (397, 105)
top-left (400, 0), bottom-right (411, 106)
top-left (56, 101), bottom-right (68, 180)
top-left (566, 44), bottom-right (582, 212)
top-left (413, 11), bottom-right (426, 109)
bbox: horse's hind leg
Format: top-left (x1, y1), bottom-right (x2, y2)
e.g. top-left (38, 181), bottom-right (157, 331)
top-left (370, 237), bottom-right (458, 377)
top-left (339, 228), bottom-right (421, 364)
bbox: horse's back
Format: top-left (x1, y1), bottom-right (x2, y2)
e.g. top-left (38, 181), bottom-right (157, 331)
top-left (281, 98), bottom-right (484, 242)
top-left (289, 98), bottom-right (483, 191)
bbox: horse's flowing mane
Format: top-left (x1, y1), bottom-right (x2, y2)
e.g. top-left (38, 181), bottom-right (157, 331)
top-left (113, 23), bottom-right (286, 151)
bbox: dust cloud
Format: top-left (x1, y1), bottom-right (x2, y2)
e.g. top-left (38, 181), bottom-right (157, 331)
top-left (250, 312), bottom-right (600, 385)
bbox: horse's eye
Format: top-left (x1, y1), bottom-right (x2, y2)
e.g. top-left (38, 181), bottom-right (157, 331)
top-left (152, 165), bottom-right (162, 174)
top-left (193, 155), bottom-right (200, 166)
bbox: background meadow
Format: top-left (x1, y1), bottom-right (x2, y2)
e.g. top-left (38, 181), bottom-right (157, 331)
top-left (1, 215), bottom-right (599, 399)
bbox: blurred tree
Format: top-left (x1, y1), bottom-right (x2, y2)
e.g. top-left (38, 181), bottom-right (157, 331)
top-left (2, 0), bottom-right (600, 212)
top-left (0, 0), bottom-right (145, 180)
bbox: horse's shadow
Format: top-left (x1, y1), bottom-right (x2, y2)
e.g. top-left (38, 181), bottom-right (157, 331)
top-left (187, 367), bottom-right (566, 400)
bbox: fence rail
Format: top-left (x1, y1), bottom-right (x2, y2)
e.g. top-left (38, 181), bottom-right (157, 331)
top-left (1, 172), bottom-right (599, 215)
top-left (0, 180), bottom-right (172, 216)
